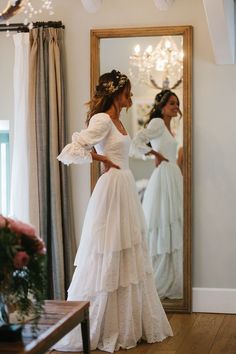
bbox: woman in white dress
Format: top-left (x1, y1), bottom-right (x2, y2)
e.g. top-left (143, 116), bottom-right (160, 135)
top-left (54, 71), bottom-right (173, 353)
top-left (130, 90), bottom-right (183, 300)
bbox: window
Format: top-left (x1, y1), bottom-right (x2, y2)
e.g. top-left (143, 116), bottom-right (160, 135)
top-left (0, 121), bottom-right (10, 215)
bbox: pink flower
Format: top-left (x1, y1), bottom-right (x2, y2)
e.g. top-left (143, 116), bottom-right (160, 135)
top-left (13, 251), bottom-right (30, 269)
top-left (38, 245), bottom-right (46, 255)
top-left (7, 218), bottom-right (36, 237)
top-left (0, 215), bottom-right (7, 228)
top-left (35, 238), bottom-right (46, 255)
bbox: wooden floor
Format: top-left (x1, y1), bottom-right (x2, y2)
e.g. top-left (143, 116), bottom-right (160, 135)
top-left (53, 313), bottom-right (236, 354)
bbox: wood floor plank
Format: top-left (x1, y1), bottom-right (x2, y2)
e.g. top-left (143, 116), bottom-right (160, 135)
top-left (176, 313), bottom-right (225, 354)
top-left (209, 314), bottom-right (236, 354)
top-left (52, 313), bottom-right (236, 354)
top-left (147, 313), bottom-right (198, 350)
top-left (53, 341), bottom-right (176, 354)
top-left (92, 345), bottom-right (176, 354)
top-left (54, 315), bottom-right (175, 354)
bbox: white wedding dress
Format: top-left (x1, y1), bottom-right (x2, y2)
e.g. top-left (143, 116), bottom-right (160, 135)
top-left (130, 118), bottom-right (183, 299)
top-left (54, 113), bottom-right (173, 353)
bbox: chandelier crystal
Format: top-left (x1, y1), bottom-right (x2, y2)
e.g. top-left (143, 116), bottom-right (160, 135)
top-left (0, 0), bottom-right (54, 27)
top-left (129, 36), bottom-right (184, 90)
top-left (22, 0), bottom-right (54, 25)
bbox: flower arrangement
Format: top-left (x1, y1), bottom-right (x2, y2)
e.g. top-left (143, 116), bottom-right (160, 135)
top-left (0, 215), bottom-right (46, 326)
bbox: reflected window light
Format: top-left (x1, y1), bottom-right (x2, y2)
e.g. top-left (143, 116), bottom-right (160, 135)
top-left (0, 121), bottom-right (10, 216)
top-left (134, 44), bottom-right (141, 54)
top-left (1, 144), bottom-right (7, 214)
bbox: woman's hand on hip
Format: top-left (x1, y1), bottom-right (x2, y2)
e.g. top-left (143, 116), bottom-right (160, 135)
top-left (101, 157), bottom-right (120, 173)
top-left (146, 150), bottom-right (169, 167)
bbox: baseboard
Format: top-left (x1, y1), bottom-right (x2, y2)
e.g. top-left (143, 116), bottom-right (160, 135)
top-left (192, 287), bottom-right (236, 314)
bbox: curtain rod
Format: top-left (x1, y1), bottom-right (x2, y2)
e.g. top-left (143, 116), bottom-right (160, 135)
top-left (0, 21), bottom-right (65, 32)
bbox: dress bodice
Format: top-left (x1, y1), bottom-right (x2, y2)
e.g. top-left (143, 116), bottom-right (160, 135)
top-left (150, 126), bottom-right (178, 163)
top-left (95, 118), bottom-right (130, 170)
top-left (129, 117), bottom-right (178, 164)
top-left (57, 112), bottom-right (130, 170)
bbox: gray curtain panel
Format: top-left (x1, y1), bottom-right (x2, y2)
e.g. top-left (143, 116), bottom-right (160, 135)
top-left (28, 27), bottom-right (76, 299)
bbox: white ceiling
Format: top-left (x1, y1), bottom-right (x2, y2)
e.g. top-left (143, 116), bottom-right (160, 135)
top-left (80, 0), bottom-right (235, 64)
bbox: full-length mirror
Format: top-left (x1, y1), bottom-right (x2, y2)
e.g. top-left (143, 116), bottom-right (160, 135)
top-left (91, 26), bottom-right (192, 312)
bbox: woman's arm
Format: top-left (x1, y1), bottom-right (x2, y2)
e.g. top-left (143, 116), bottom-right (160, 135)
top-left (91, 151), bottom-right (120, 172)
top-left (146, 149), bottom-right (169, 167)
top-left (177, 146), bottom-right (183, 174)
top-left (129, 118), bottom-right (166, 161)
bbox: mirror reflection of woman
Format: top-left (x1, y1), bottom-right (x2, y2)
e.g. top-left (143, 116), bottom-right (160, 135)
top-left (54, 71), bottom-right (173, 353)
top-left (130, 90), bottom-right (183, 300)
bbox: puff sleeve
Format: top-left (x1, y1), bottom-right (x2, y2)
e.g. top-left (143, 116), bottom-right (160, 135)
top-left (57, 113), bottom-right (112, 165)
top-left (129, 118), bottom-right (165, 159)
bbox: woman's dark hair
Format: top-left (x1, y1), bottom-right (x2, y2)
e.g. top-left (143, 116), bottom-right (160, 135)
top-left (86, 70), bottom-right (131, 125)
top-left (145, 90), bottom-right (181, 126)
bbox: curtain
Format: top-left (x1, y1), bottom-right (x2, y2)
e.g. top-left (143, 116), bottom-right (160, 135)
top-left (28, 27), bottom-right (76, 299)
top-left (10, 33), bottom-right (30, 223)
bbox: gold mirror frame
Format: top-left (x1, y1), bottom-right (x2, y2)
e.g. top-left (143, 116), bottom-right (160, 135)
top-left (90, 26), bottom-right (192, 313)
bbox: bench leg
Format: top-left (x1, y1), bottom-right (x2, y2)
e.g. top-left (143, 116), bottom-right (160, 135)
top-left (81, 308), bottom-right (90, 354)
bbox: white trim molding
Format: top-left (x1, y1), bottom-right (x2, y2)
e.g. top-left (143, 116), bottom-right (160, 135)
top-left (193, 288), bottom-right (236, 314)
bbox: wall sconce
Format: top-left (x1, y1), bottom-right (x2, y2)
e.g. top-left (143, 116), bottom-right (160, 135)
top-left (81, 0), bottom-right (103, 13)
top-left (153, 0), bottom-right (175, 11)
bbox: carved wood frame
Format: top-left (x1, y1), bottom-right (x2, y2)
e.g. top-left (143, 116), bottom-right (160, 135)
top-left (90, 26), bottom-right (192, 313)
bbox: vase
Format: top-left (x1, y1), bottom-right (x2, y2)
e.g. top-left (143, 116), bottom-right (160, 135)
top-left (0, 301), bottom-right (9, 325)
top-left (0, 298), bottom-right (22, 342)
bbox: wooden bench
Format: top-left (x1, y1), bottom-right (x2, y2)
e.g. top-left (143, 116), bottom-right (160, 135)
top-left (0, 300), bottom-right (90, 354)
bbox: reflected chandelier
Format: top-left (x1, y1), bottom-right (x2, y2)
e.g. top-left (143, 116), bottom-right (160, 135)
top-left (129, 36), bottom-right (184, 90)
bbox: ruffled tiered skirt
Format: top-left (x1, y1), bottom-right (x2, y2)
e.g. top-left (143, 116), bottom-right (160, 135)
top-left (54, 168), bottom-right (173, 353)
top-left (142, 161), bottom-right (183, 299)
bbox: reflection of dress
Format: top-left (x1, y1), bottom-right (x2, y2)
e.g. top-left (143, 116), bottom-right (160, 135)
top-left (130, 118), bottom-right (183, 299)
top-left (54, 113), bottom-right (173, 353)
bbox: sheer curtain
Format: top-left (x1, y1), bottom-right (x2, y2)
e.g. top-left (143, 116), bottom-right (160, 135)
top-left (28, 27), bottom-right (76, 299)
top-left (10, 33), bottom-right (30, 223)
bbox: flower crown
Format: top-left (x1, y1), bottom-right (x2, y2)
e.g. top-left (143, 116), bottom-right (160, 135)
top-left (154, 90), bottom-right (171, 106)
top-left (102, 72), bottom-right (129, 95)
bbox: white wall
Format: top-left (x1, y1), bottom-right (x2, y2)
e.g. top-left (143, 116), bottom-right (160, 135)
top-left (0, 34), bottom-right (14, 121)
top-left (52, 0), bottom-right (236, 290)
top-left (1, 0), bottom-right (236, 295)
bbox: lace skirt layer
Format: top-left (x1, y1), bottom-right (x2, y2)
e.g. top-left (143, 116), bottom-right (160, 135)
top-left (142, 162), bottom-right (183, 299)
top-left (54, 168), bottom-right (173, 352)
